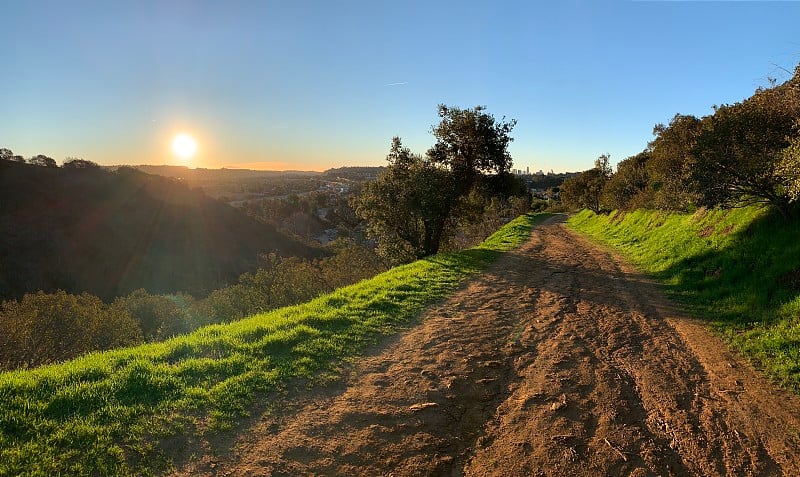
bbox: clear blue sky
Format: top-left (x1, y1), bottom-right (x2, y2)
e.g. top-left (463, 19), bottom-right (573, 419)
top-left (3, 0), bottom-right (799, 172)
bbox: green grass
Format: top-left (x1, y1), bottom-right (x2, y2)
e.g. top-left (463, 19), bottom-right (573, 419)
top-left (567, 207), bottom-right (800, 391)
top-left (0, 213), bottom-right (550, 477)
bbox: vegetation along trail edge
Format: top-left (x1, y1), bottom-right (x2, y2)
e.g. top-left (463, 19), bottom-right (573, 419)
top-left (178, 215), bottom-right (800, 476)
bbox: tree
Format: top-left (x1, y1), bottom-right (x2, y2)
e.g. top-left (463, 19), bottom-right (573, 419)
top-left (594, 154), bottom-right (612, 177)
top-left (355, 105), bottom-right (523, 262)
top-left (427, 105), bottom-right (516, 193)
top-left (63, 158), bottom-right (99, 169)
top-left (28, 154), bottom-right (57, 168)
top-left (0, 148), bottom-right (25, 163)
top-left (776, 127), bottom-right (800, 202)
top-left (112, 289), bottom-right (190, 341)
top-left (647, 114), bottom-right (702, 210)
top-left (602, 151), bottom-right (651, 210)
top-left (478, 171), bottom-right (528, 200)
top-left (320, 239), bottom-right (387, 289)
top-left (560, 155), bottom-right (612, 214)
top-left (691, 70), bottom-right (800, 218)
top-left (354, 137), bottom-right (457, 262)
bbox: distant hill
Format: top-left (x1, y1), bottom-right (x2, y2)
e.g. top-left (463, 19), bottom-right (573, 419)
top-left (117, 165), bottom-right (319, 179)
top-left (0, 161), bottom-right (321, 301)
top-left (322, 166), bottom-right (385, 181)
top-left (109, 165), bottom-right (324, 199)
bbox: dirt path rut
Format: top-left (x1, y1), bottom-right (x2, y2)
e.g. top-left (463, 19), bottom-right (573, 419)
top-left (180, 216), bottom-right (800, 476)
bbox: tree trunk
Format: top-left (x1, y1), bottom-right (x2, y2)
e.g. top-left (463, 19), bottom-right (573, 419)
top-left (422, 217), bottom-right (447, 257)
top-left (773, 199), bottom-right (793, 220)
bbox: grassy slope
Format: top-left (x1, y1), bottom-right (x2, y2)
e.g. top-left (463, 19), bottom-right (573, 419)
top-left (0, 213), bottom-right (549, 477)
top-left (568, 207), bottom-right (800, 391)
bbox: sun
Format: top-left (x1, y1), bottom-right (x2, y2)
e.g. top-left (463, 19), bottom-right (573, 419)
top-left (172, 134), bottom-right (197, 160)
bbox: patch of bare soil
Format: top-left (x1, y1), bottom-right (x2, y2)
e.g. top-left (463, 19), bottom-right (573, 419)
top-left (176, 215), bottom-right (800, 476)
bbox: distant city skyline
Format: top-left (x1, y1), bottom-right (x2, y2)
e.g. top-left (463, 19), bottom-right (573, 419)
top-left (3, 0), bottom-right (799, 172)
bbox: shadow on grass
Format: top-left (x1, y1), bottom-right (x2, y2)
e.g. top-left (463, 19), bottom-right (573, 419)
top-left (571, 205), bottom-right (800, 391)
top-left (650, 208), bottom-right (800, 327)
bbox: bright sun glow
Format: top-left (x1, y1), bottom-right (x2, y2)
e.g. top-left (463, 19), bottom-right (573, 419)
top-left (172, 134), bottom-right (197, 160)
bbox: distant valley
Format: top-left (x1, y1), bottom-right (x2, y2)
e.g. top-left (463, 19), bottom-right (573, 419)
top-left (0, 161), bottom-right (321, 301)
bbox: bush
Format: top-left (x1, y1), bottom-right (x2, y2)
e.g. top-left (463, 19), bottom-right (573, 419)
top-left (0, 291), bottom-right (142, 369)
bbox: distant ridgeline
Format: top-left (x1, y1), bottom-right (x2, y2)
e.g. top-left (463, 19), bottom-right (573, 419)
top-left (0, 161), bottom-right (320, 301)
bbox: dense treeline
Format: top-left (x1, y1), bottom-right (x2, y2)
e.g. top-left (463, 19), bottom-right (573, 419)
top-left (0, 240), bottom-right (384, 370)
top-left (562, 64), bottom-right (800, 218)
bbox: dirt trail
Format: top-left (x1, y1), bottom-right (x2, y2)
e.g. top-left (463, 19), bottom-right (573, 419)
top-left (178, 216), bottom-right (800, 476)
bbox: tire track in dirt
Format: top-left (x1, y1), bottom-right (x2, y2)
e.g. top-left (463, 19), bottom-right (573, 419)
top-left (177, 215), bottom-right (800, 476)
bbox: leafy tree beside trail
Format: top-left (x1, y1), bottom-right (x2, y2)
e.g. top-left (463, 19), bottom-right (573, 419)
top-left (354, 105), bottom-right (526, 263)
top-left (777, 130), bottom-right (800, 202)
top-left (691, 71), bottom-right (800, 218)
top-left (354, 138), bottom-right (457, 261)
top-left (600, 151), bottom-right (651, 211)
top-left (647, 114), bottom-right (702, 211)
top-left (427, 104), bottom-right (516, 193)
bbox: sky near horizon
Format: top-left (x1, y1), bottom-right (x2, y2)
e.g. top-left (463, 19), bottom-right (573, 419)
top-left (3, 1), bottom-right (799, 173)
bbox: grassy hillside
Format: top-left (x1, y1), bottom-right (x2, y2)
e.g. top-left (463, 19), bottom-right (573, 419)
top-left (0, 161), bottom-right (319, 301)
top-left (0, 213), bottom-right (548, 476)
top-left (568, 207), bottom-right (800, 391)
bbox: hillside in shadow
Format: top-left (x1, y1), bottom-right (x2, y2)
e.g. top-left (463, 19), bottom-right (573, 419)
top-left (0, 161), bottom-right (321, 300)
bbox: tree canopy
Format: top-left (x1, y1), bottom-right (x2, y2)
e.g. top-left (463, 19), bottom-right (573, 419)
top-left (563, 63), bottom-right (800, 219)
top-left (63, 158), bottom-right (100, 169)
top-left (777, 129), bottom-right (800, 202)
top-left (354, 105), bottom-right (525, 263)
top-left (28, 154), bottom-right (57, 168)
top-left (560, 155), bottom-right (611, 214)
top-left (601, 151), bottom-right (650, 211)
top-left (427, 104), bottom-right (516, 193)
top-left (354, 137), bottom-right (457, 261)
top-left (647, 114), bottom-right (701, 210)
top-left (691, 75), bottom-right (800, 217)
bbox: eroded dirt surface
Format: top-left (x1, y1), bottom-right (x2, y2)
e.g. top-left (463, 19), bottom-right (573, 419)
top-left (178, 216), bottom-right (800, 476)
